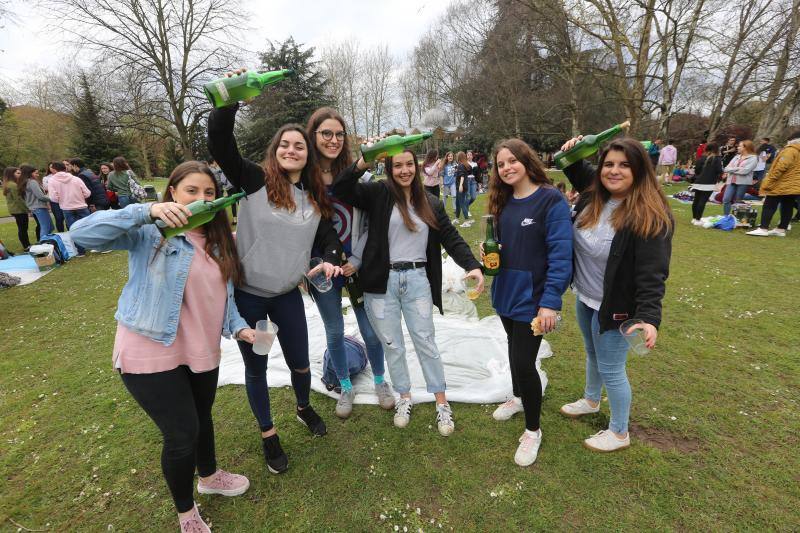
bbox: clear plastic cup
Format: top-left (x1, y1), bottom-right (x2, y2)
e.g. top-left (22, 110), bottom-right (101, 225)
top-left (464, 276), bottom-right (481, 300)
top-left (620, 319), bottom-right (650, 355)
top-left (305, 257), bottom-right (333, 293)
top-left (253, 320), bottom-right (279, 356)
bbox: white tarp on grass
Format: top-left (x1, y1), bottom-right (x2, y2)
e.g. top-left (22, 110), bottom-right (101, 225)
top-left (218, 255), bottom-right (553, 404)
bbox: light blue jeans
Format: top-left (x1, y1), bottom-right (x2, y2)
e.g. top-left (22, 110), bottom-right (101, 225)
top-left (575, 297), bottom-right (631, 434)
top-left (722, 183), bottom-right (748, 215)
top-left (311, 284), bottom-right (385, 380)
top-left (364, 268), bottom-right (446, 395)
top-left (32, 208), bottom-right (53, 237)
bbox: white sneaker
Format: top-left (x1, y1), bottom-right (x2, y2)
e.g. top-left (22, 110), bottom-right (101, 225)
top-left (583, 429), bottom-right (630, 452)
top-left (560, 398), bottom-right (600, 418)
top-left (492, 397), bottom-right (524, 421)
top-left (767, 228), bottom-right (786, 237)
top-left (746, 228), bottom-right (770, 236)
top-left (452, 219), bottom-right (460, 225)
top-left (691, 219), bottom-right (701, 226)
top-left (436, 402), bottom-right (455, 436)
top-left (514, 429), bottom-right (542, 466)
top-left (393, 398), bottom-right (412, 428)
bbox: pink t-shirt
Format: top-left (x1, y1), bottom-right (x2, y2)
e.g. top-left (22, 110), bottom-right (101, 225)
top-left (113, 231), bottom-right (227, 374)
top-left (422, 163), bottom-right (440, 187)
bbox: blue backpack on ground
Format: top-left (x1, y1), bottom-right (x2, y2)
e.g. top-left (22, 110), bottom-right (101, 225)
top-left (38, 233), bottom-right (75, 263)
top-left (321, 336), bottom-right (368, 393)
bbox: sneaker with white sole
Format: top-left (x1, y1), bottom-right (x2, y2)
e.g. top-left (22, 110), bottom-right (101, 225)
top-left (691, 219), bottom-right (701, 226)
top-left (746, 228), bottom-right (770, 236)
top-left (197, 469), bottom-right (250, 497)
top-left (374, 381), bottom-right (396, 410)
top-left (436, 403), bottom-right (455, 436)
top-left (492, 397), bottom-right (524, 421)
top-left (394, 397), bottom-right (412, 428)
top-left (514, 429), bottom-right (542, 466)
top-left (179, 504), bottom-right (211, 533)
top-left (583, 429), bottom-right (630, 452)
top-left (335, 388), bottom-right (355, 419)
top-left (767, 228), bottom-right (786, 237)
top-left (560, 398), bottom-right (600, 418)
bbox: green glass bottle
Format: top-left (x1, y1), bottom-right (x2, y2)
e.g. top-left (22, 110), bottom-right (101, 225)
top-left (482, 215), bottom-right (500, 276)
top-left (342, 253), bottom-right (365, 308)
top-left (155, 192), bottom-right (245, 238)
top-left (204, 69), bottom-right (295, 108)
top-left (360, 132), bottom-right (433, 162)
top-left (553, 120), bottom-right (631, 170)
top-left (640, 140), bottom-right (653, 151)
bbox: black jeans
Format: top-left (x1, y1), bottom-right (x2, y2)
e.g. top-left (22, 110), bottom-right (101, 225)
top-left (500, 316), bottom-right (544, 431)
top-left (424, 185), bottom-right (440, 198)
top-left (760, 195), bottom-right (798, 230)
top-left (12, 213), bottom-right (31, 249)
top-left (234, 287), bottom-right (311, 432)
top-left (691, 190), bottom-right (713, 220)
top-left (121, 366), bottom-right (219, 513)
top-left (49, 201), bottom-right (65, 232)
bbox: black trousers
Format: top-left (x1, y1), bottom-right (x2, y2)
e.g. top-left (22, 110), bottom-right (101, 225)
top-left (121, 366), bottom-right (219, 513)
top-left (12, 214), bottom-right (30, 249)
top-left (500, 317), bottom-right (543, 431)
top-left (760, 195), bottom-right (798, 230)
top-left (691, 190), bottom-right (713, 220)
top-left (424, 185), bottom-right (440, 198)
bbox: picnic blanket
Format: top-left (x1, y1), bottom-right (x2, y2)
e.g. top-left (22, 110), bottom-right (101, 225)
top-left (0, 255), bottom-right (52, 286)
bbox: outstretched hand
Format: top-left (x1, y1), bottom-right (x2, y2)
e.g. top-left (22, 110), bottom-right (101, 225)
top-left (560, 135), bottom-right (584, 152)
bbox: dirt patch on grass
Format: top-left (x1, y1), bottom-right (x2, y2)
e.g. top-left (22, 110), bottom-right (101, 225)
top-left (630, 423), bottom-right (701, 453)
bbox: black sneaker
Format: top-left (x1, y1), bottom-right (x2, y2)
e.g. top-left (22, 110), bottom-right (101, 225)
top-left (261, 434), bottom-right (288, 474)
top-left (296, 405), bottom-right (327, 437)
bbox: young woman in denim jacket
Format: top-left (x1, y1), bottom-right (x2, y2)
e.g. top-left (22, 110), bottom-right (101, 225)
top-left (485, 139), bottom-right (573, 467)
top-left (333, 149), bottom-right (484, 437)
top-left (558, 137), bottom-right (673, 453)
top-left (70, 162), bottom-right (255, 533)
top-left (306, 107), bottom-right (394, 419)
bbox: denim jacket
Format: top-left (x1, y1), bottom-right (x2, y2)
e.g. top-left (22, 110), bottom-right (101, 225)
top-left (69, 203), bottom-right (248, 345)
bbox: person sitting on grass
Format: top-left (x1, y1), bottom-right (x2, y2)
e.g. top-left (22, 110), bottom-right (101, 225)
top-left (70, 161), bottom-right (255, 533)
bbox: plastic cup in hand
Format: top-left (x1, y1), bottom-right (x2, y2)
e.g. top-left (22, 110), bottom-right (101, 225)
top-left (305, 257), bottom-right (333, 292)
top-left (465, 276), bottom-right (481, 300)
top-left (620, 319), bottom-right (650, 355)
top-left (253, 320), bottom-right (279, 356)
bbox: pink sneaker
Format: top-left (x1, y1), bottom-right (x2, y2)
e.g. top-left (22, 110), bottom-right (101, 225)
top-left (197, 469), bottom-right (250, 497)
top-left (179, 505), bottom-right (211, 533)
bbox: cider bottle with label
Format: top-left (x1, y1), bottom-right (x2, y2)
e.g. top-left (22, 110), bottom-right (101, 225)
top-left (482, 214), bottom-right (500, 276)
top-left (204, 69), bottom-right (295, 108)
top-left (553, 120), bottom-right (630, 169)
top-left (343, 253), bottom-right (365, 307)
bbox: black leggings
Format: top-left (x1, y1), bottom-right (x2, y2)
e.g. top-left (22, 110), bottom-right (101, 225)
top-left (500, 316), bottom-right (544, 431)
top-left (12, 213), bottom-right (31, 249)
top-left (691, 190), bottom-right (713, 220)
top-left (760, 195), bottom-right (798, 230)
top-left (121, 366), bottom-right (219, 513)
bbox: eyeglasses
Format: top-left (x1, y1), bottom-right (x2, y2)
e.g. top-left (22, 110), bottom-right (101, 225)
top-left (316, 130), bottom-right (345, 141)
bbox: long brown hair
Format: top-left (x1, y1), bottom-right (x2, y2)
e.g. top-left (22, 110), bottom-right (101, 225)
top-left (112, 156), bottom-right (130, 172)
top-left (160, 161), bottom-right (244, 286)
top-left (577, 138), bottom-right (674, 239)
top-left (261, 124), bottom-right (333, 219)
top-left (306, 107), bottom-right (352, 179)
top-left (487, 139), bottom-right (552, 219)
top-left (423, 149), bottom-right (439, 168)
top-left (18, 165), bottom-right (37, 195)
top-left (385, 150), bottom-right (439, 231)
top-left (2, 167), bottom-right (19, 196)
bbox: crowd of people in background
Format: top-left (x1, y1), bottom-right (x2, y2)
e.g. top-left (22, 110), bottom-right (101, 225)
top-left (1, 156), bottom-right (146, 253)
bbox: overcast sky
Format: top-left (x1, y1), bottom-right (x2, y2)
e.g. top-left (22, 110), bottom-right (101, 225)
top-left (0, 0), bottom-right (450, 93)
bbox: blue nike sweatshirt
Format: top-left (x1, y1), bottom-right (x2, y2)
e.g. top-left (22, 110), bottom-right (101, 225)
top-left (490, 186), bottom-right (573, 322)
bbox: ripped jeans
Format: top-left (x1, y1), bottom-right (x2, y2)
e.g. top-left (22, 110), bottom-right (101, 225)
top-left (364, 268), bottom-right (446, 395)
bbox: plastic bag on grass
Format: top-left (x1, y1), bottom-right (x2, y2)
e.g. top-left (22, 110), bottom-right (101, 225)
top-left (712, 214), bottom-right (736, 231)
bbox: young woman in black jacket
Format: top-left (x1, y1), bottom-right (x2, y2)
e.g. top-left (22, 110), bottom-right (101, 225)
top-left (558, 137), bottom-right (673, 452)
top-left (332, 149), bottom-right (484, 436)
top-left (691, 143), bottom-right (723, 224)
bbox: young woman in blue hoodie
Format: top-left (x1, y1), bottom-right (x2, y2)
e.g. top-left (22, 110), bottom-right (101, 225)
top-left (485, 139), bottom-right (573, 467)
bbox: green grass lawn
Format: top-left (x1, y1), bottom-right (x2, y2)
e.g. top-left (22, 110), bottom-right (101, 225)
top-left (1, 185), bottom-right (799, 531)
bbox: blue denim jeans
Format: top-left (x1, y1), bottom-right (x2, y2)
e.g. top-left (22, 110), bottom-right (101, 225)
top-left (64, 208), bottom-right (91, 254)
top-left (455, 188), bottom-right (469, 219)
top-left (32, 208), bottom-right (54, 238)
top-left (575, 297), bottom-right (631, 434)
top-left (118, 195), bottom-right (137, 208)
top-left (364, 268), bottom-right (446, 395)
top-left (722, 183), bottom-right (748, 215)
top-left (467, 177), bottom-right (478, 208)
top-left (311, 284), bottom-right (385, 380)
top-left (49, 201), bottom-right (65, 232)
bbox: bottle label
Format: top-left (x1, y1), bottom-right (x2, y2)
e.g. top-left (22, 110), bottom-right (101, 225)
top-left (484, 252), bottom-right (500, 270)
top-left (215, 81), bottom-right (229, 102)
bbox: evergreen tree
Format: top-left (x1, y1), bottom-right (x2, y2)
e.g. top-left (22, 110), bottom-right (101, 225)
top-left (237, 37), bottom-right (331, 160)
top-left (71, 73), bottom-right (132, 169)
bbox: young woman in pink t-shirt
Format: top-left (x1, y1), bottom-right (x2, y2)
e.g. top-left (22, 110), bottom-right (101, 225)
top-left (71, 161), bottom-right (255, 533)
